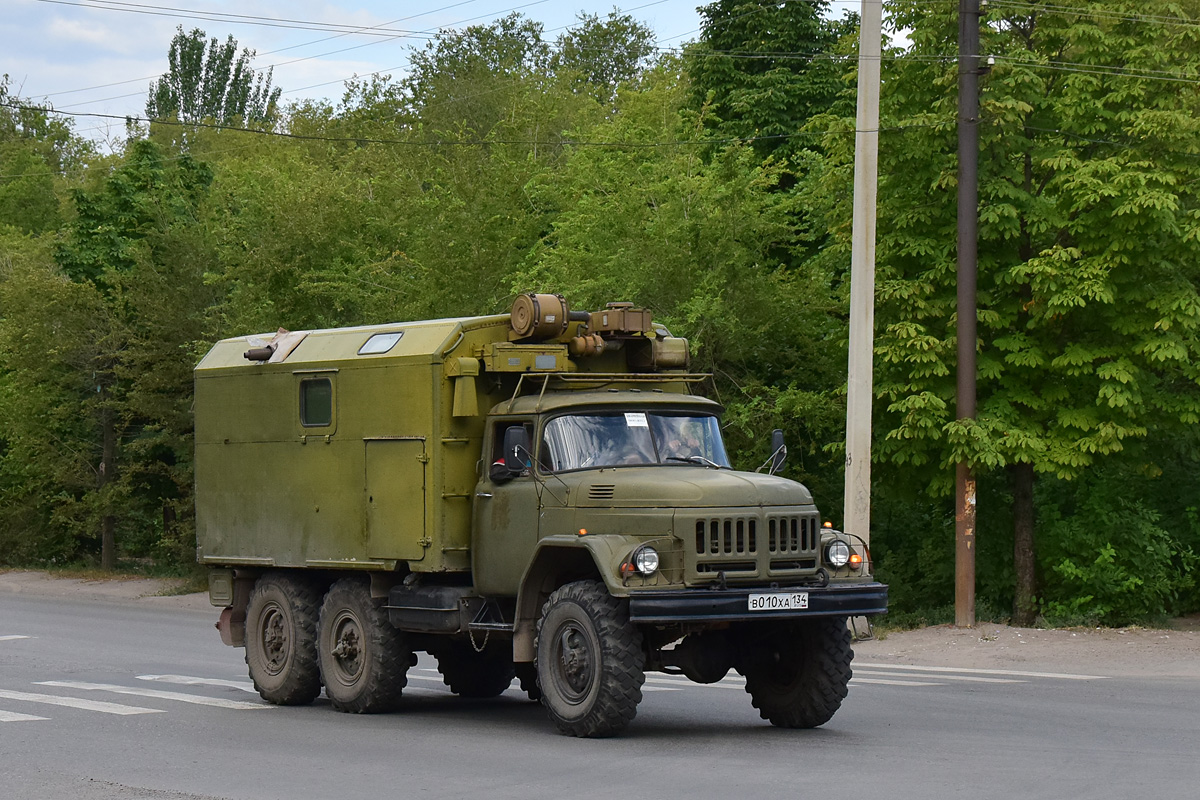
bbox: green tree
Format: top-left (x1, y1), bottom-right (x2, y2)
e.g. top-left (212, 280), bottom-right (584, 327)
top-left (146, 27), bottom-right (281, 126)
top-left (12, 139), bottom-right (219, 570)
top-left (0, 230), bottom-right (108, 565)
top-left (810, 0), bottom-right (1200, 623)
top-left (551, 12), bottom-right (657, 103)
top-left (686, 0), bottom-right (857, 160)
top-left (0, 76), bottom-right (92, 234)
top-left (402, 14), bottom-right (552, 137)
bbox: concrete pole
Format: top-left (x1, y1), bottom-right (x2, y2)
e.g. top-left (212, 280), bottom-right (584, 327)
top-left (844, 0), bottom-right (883, 555)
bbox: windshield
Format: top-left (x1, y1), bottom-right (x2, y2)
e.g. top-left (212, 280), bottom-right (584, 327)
top-left (540, 412), bottom-right (731, 472)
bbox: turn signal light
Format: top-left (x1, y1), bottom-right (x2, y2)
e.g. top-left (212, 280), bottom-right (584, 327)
top-left (849, 552), bottom-right (863, 567)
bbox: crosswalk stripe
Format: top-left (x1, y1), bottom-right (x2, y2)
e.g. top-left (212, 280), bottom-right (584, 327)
top-left (137, 675), bottom-right (258, 694)
top-left (407, 674), bottom-right (449, 684)
top-left (851, 677), bottom-right (944, 687)
top-left (0, 709), bottom-right (49, 722)
top-left (0, 689), bottom-right (162, 715)
top-left (854, 669), bottom-right (1023, 684)
top-left (644, 676), bottom-right (744, 690)
top-left (35, 681), bottom-right (269, 710)
top-left (0, 635), bottom-right (32, 641)
top-left (854, 662), bottom-right (1107, 680)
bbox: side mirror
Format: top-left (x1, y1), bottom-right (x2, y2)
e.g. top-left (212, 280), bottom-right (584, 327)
top-left (500, 426), bottom-right (532, 476)
top-left (769, 429), bottom-right (787, 475)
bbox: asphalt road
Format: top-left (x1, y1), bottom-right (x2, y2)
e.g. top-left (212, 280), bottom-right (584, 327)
top-left (2, 592), bottom-right (1197, 800)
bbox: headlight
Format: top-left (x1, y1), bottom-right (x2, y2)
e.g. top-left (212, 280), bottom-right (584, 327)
top-left (825, 539), bottom-right (851, 568)
top-left (633, 546), bottom-right (660, 576)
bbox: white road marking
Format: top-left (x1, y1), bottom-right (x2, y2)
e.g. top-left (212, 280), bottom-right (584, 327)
top-left (0, 635), bottom-right (32, 641)
top-left (642, 685), bottom-right (683, 692)
top-left (407, 674), bottom-right (449, 684)
top-left (0, 710), bottom-right (50, 722)
top-left (35, 681), bottom-right (269, 710)
top-left (851, 677), bottom-right (944, 687)
top-left (854, 669), bottom-right (1023, 684)
top-left (137, 675), bottom-right (258, 694)
top-left (648, 673), bottom-right (944, 689)
top-left (854, 662), bottom-right (1107, 680)
top-left (644, 676), bottom-right (744, 690)
top-left (0, 689), bottom-right (162, 715)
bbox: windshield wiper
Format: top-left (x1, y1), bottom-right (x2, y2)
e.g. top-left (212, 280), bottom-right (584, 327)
top-left (666, 455), bottom-right (723, 469)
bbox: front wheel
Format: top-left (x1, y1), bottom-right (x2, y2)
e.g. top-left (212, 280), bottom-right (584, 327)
top-left (737, 617), bottom-right (854, 728)
top-left (536, 580), bottom-right (644, 738)
top-left (318, 578), bottom-right (411, 713)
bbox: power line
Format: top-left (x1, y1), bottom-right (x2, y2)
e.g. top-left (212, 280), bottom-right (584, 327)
top-left (0, 100), bottom-right (953, 160)
top-left (38, 0), bottom-right (485, 99)
top-left (31, 0), bottom-right (572, 113)
top-left (988, 1), bottom-right (1200, 31)
top-left (33, 0), bottom-right (441, 37)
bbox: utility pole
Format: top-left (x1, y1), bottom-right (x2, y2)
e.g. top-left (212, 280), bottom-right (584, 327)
top-left (955, 0), bottom-right (980, 628)
top-left (844, 0), bottom-right (882, 557)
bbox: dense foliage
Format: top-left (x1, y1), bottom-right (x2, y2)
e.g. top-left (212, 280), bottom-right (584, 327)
top-left (1, 2), bottom-right (1198, 624)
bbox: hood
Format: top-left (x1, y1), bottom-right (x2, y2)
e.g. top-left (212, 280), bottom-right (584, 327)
top-left (568, 467), bottom-right (814, 509)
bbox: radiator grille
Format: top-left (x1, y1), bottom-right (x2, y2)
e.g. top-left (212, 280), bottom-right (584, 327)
top-left (767, 516), bottom-right (817, 553)
top-left (694, 517), bottom-right (757, 556)
top-left (688, 511), bottom-right (821, 584)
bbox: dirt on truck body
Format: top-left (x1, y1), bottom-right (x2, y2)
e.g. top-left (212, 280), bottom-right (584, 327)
top-left (195, 294), bottom-right (888, 737)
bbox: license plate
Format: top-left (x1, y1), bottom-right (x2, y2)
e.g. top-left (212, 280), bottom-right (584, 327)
top-left (748, 591), bottom-right (809, 611)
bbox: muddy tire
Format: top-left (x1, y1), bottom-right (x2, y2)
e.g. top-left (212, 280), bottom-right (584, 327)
top-left (318, 578), bottom-right (410, 713)
top-left (536, 580), bottom-right (644, 738)
top-left (737, 617), bottom-right (853, 728)
top-left (245, 572), bottom-right (322, 705)
top-left (434, 640), bottom-right (516, 698)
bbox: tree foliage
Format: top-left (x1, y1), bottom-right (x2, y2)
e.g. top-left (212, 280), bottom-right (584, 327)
top-left (146, 27), bottom-right (281, 126)
top-left (551, 12), bottom-right (657, 102)
top-left (686, 0), bottom-right (857, 159)
top-left (0, 76), bottom-right (93, 234)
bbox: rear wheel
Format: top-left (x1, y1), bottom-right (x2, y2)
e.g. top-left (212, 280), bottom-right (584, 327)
top-left (737, 617), bottom-right (853, 728)
top-left (318, 578), bottom-right (411, 713)
top-left (244, 573), bottom-right (322, 705)
top-left (536, 580), bottom-right (644, 738)
top-left (434, 640), bottom-right (515, 698)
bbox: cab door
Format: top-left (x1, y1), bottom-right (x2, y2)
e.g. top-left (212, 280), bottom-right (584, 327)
top-left (471, 419), bottom-right (541, 597)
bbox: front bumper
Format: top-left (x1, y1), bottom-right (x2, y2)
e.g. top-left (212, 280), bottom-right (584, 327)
top-left (627, 582), bottom-right (888, 624)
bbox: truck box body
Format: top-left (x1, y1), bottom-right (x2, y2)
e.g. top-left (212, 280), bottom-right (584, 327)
top-left (196, 316), bottom-right (509, 573)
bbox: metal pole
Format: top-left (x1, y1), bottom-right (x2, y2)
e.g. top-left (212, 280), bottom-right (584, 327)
top-left (844, 0), bottom-right (883, 556)
top-left (955, 0), bottom-right (979, 628)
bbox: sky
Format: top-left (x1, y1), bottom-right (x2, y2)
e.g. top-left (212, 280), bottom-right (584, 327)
top-left (3, 1), bottom-right (860, 145)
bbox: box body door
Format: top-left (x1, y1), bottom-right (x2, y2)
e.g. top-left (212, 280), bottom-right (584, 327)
top-left (365, 438), bottom-right (427, 561)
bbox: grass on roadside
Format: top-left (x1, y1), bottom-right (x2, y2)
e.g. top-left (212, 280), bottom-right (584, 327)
top-left (0, 562), bottom-right (208, 596)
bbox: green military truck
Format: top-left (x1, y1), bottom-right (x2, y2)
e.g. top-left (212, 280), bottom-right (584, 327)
top-left (195, 294), bottom-right (887, 737)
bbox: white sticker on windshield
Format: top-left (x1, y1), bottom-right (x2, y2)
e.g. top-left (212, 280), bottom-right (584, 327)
top-left (625, 412), bottom-right (649, 428)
